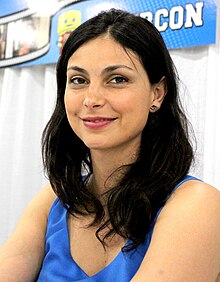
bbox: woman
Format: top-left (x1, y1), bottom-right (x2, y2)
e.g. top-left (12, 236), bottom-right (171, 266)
top-left (0, 9), bottom-right (220, 281)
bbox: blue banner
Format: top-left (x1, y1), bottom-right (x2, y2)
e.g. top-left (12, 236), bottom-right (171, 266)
top-left (0, 0), bottom-right (217, 67)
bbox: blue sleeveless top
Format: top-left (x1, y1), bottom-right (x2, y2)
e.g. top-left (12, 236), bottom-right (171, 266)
top-left (37, 175), bottom-right (199, 281)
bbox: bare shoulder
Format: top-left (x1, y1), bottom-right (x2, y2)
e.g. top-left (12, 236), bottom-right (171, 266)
top-left (24, 182), bottom-right (57, 218)
top-left (14, 183), bottom-right (57, 233)
top-left (162, 179), bottom-right (220, 245)
top-left (132, 179), bottom-right (220, 282)
top-left (0, 183), bottom-right (57, 281)
top-left (173, 177), bottom-right (220, 199)
top-left (1, 182), bottom-right (57, 247)
top-left (165, 179), bottom-right (220, 218)
top-left (6, 182), bottom-right (57, 248)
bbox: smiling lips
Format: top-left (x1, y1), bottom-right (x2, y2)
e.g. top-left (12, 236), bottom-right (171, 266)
top-left (82, 117), bottom-right (117, 129)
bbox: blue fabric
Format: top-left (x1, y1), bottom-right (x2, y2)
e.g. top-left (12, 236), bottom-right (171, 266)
top-left (37, 175), bottom-right (200, 281)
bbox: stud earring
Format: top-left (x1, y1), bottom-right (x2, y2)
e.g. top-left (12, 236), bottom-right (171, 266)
top-left (150, 105), bottom-right (158, 112)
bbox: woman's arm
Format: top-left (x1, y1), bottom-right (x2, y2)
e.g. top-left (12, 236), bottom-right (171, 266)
top-left (0, 184), bottom-right (56, 282)
top-left (132, 180), bottom-right (220, 282)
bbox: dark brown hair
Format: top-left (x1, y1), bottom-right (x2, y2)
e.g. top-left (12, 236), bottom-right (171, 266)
top-left (42, 9), bottom-right (194, 251)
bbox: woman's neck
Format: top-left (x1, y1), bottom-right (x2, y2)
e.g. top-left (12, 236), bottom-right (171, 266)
top-left (89, 146), bottom-right (139, 195)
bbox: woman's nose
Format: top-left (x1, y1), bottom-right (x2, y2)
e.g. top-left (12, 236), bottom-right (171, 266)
top-left (83, 84), bottom-right (105, 109)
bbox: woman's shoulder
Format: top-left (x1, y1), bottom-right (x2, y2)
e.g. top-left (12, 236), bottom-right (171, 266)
top-left (131, 178), bottom-right (220, 281)
top-left (162, 176), bottom-right (220, 224)
top-left (22, 183), bottom-right (58, 224)
top-left (36, 183), bottom-right (57, 216)
top-left (152, 176), bottom-right (220, 230)
top-left (0, 184), bottom-right (57, 281)
top-left (170, 176), bottom-right (220, 208)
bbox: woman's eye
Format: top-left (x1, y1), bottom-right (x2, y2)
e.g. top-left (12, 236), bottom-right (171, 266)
top-left (110, 76), bottom-right (128, 84)
top-left (70, 77), bottom-right (87, 85)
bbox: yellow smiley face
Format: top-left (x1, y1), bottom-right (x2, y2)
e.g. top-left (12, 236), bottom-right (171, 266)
top-left (57, 10), bottom-right (81, 35)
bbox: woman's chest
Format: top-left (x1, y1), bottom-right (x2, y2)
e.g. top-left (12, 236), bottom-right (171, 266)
top-left (68, 215), bottom-right (126, 277)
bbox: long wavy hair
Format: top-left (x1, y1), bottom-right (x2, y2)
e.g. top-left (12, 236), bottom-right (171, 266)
top-left (42, 9), bottom-right (194, 251)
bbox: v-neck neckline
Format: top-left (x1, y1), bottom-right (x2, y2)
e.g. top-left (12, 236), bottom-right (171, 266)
top-left (64, 211), bottom-right (129, 278)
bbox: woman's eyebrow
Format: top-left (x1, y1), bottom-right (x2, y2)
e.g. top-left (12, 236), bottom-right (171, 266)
top-left (67, 66), bottom-right (88, 75)
top-left (67, 65), bottom-right (134, 75)
top-left (101, 65), bottom-right (134, 74)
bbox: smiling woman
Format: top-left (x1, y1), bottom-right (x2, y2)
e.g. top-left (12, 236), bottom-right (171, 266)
top-left (64, 35), bottom-right (161, 151)
top-left (0, 8), bottom-right (220, 282)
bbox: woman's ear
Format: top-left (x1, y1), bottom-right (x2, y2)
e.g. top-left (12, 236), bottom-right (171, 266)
top-left (150, 76), bottom-right (167, 112)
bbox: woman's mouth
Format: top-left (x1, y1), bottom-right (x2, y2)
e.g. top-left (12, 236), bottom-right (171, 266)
top-left (82, 117), bottom-right (117, 129)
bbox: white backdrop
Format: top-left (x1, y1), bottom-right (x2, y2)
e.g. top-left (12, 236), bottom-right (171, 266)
top-left (0, 16), bottom-right (220, 244)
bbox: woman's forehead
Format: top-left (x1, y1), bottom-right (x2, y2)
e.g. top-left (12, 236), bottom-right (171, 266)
top-left (67, 36), bottom-right (141, 70)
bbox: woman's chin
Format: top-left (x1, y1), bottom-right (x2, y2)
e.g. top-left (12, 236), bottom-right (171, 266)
top-left (83, 141), bottom-right (108, 150)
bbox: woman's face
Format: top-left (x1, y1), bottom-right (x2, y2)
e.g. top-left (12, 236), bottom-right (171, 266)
top-left (64, 35), bottom-right (163, 154)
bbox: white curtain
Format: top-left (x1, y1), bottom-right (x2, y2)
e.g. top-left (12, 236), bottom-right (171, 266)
top-left (0, 22), bottom-right (220, 244)
top-left (0, 65), bottom-right (57, 244)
